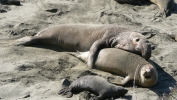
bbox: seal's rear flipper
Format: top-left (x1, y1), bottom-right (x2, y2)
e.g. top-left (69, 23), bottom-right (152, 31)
top-left (58, 88), bottom-right (73, 98)
top-left (9, 36), bottom-right (38, 46)
top-left (67, 51), bottom-right (89, 63)
top-left (67, 51), bottom-right (80, 58)
top-left (58, 79), bottom-right (73, 98)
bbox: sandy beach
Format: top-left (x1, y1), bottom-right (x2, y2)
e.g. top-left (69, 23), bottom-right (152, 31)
top-left (0, 0), bottom-right (177, 100)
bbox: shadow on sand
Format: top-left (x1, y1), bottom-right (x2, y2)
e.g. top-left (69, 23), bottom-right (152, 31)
top-left (149, 61), bottom-right (176, 98)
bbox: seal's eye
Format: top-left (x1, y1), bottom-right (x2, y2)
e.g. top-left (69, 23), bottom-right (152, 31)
top-left (135, 38), bottom-right (140, 42)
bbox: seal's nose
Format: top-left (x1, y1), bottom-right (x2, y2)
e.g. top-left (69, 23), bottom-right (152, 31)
top-left (120, 89), bottom-right (128, 96)
top-left (140, 40), bottom-right (151, 60)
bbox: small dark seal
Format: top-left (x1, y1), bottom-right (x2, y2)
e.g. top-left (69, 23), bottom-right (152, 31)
top-left (58, 75), bottom-right (128, 100)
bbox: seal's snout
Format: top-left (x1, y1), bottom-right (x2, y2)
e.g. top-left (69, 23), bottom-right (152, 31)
top-left (123, 89), bottom-right (128, 94)
top-left (140, 40), bottom-right (151, 60)
top-left (119, 88), bottom-right (128, 96)
top-left (141, 64), bottom-right (153, 80)
top-left (143, 69), bottom-right (152, 79)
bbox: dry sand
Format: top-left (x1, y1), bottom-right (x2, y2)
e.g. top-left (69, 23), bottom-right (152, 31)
top-left (0, 0), bottom-right (177, 100)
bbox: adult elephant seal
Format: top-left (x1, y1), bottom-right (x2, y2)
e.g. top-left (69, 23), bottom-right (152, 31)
top-left (58, 75), bottom-right (128, 100)
top-left (69, 48), bottom-right (158, 87)
top-left (9, 24), bottom-right (151, 69)
top-left (150, 0), bottom-right (175, 18)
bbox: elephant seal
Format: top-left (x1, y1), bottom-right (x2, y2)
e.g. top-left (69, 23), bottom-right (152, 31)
top-left (58, 75), bottom-right (128, 100)
top-left (69, 48), bottom-right (158, 87)
top-left (150, 0), bottom-right (175, 17)
top-left (9, 24), bottom-right (151, 69)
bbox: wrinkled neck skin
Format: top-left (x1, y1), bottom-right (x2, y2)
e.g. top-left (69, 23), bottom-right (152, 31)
top-left (110, 32), bottom-right (148, 57)
top-left (109, 32), bottom-right (135, 53)
top-left (77, 51), bottom-right (89, 62)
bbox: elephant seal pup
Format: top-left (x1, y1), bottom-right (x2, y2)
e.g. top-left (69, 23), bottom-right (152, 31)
top-left (9, 24), bottom-right (151, 69)
top-left (69, 48), bottom-right (158, 87)
top-left (150, 0), bottom-right (175, 17)
top-left (58, 75), bottom-right (128, 100)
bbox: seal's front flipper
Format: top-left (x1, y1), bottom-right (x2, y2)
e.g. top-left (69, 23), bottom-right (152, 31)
top-left (9, 36), bottom-right (38, 46)
top-left (87, 39), bottom-right (107, 69)
top-left (160, 9), bottom-right (167, 18)
top-left (109, 76), bottom-right (130, 86)
top-left (93, 95), bottom-right (104, 100)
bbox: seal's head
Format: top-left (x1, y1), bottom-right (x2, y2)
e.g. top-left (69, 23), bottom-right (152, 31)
top-left (139, 63), bottom-right (158, 87)
top-left (131, 32), bottom-right (152, 60)
top-left (115, 87), bottom-right (128, 97)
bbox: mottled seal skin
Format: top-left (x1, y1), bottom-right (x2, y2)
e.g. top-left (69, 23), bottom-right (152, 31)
top-left (9, 24), bottom-right (151, 69)
top-left (150, 0), bottom-right (175, 17)
top-left (58, 75), bottom-right (128, 100)
top-left (70, 48), bottom-right (158, 87)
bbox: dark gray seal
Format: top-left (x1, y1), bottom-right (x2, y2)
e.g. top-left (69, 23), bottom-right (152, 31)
top-left (70, 48), bottom-right (158, 87)
top-left (9, 24), bottom-right (151, 69)
top-left (58, 75), bottom-right (128, 100)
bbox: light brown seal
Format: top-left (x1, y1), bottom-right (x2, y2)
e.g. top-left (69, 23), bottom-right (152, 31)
top-left (69, 48), bottom-right (158, 87)
top-left (59, 75), bottom-right (128, 100)
top-left (9, 24), bottom-right (151, 69)
top-left (150, 0), bottom-right (175, 17)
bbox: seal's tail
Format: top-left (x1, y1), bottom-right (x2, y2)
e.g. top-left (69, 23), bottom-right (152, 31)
top-left (58, 79), bottom-right (73, 98)
top-left (67, 51), bottom-right (81, 58)
top-left (67, 51), bottom-right (86, 63)
top-left (9, 36), bottom-right (38, 46)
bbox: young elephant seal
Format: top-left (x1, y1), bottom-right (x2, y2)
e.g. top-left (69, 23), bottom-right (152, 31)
top-left (9, 24), bottom-right (151, 69)
top-left (58, 75), bottom-right (128, 100)
top-left (70, 48), bottom-right (158, 87)
top-left (150, 0), bottom-right (175, 17)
